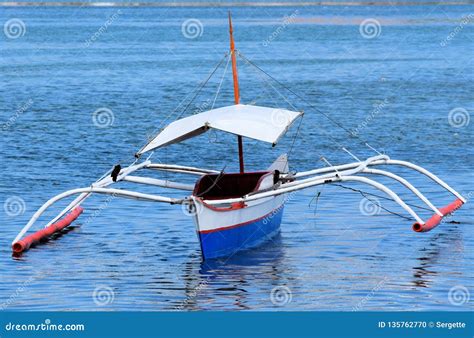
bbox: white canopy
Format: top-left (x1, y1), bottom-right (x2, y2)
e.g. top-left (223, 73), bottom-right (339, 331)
top-left (137, 104), bottom-right (303, 155)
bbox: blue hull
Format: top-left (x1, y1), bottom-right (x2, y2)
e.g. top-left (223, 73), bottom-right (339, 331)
top-left (198, 206), bottom-right (284, 259)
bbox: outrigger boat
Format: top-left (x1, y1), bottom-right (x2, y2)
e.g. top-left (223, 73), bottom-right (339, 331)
top-left (12, 14), bottom-right (466, 259)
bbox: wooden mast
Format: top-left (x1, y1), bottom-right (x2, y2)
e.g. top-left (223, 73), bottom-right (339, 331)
top-left (228, 12), bottom-right (244, 173)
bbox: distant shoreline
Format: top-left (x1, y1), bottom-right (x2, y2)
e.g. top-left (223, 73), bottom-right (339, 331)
top-left (1, 1), bottom-right (473, 7)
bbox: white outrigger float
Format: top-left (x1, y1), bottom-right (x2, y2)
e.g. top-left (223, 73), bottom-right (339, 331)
top-left (13, 14), bottom-right (465, 259)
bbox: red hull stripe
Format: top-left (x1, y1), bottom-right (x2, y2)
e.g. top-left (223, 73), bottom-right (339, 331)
top-left (199, 205), bottom-right (284, 234)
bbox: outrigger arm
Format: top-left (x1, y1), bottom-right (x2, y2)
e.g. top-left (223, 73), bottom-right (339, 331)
top-left (200, 154), bottom-right (465, 232)
top-left (12, 154), bottom-right (465, 254)
top-left (11, 160), bottom-right (215, 253)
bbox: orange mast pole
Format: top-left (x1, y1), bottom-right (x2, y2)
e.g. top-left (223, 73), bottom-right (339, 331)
top-left (228, 12), bottom-right (244, 173)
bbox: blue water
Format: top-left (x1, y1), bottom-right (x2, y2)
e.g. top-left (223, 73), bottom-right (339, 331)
top-left (0, 5), bottom-right (473, 311)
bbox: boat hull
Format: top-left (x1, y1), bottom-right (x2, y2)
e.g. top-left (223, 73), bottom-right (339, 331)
top-left (193, 195), bottom-right (286, 259)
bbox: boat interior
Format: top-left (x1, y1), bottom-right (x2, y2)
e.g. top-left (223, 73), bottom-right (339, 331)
top-left (193, 171), bottom-right (274, 200)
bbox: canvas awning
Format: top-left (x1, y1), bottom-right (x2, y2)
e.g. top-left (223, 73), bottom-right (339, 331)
top-left (137, 104), bottom-right (303, 155)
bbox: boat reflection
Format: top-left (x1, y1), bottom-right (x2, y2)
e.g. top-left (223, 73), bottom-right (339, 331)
top-left (411, 227), bottom-right (463, 288)
top-left (175, 234), bottom-right (288, 310)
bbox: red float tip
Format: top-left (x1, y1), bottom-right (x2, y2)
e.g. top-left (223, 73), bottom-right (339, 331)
top-left (413, 198), bottom-right (465, 233)
top-left (412, 223), bottom-right (423, 232)
top-left (12, 241), bottom-right (25, 253)
top-left (12, 206), bottom-right (84, 254)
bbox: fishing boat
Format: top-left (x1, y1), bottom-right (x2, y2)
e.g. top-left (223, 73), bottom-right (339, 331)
top-left (12, 14), bottom-right (466, 259)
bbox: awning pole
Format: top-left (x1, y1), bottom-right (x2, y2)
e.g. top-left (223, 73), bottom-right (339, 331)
top-left (229, 12), bottom-right (244, 173)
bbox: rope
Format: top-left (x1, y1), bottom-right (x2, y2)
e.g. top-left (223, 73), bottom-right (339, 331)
top-left (238, 51), bottom-right (371, 164)
top-left (137, 53), bottom-right (229, 157)
top-left (212, 54), bottom-right (231, 110)
top-left (238, 52), bottom-right (341, 162)
top-left (287, 114), bottom-right (304, 160)
top-left (237, 51), bottom-right (299, 112)
top-left (332, 183), bottom-right (432, 211)
top-left (174, 53), bottom-right (229, 121)
top-left (310, 182), bottom-right (417, 221)
top-left (237, 52), bottom-right (381, 155)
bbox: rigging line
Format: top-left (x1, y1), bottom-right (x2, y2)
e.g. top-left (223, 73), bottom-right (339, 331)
top-left (238, 53), bottom-right (337, 162)
top-left (238, 53), bottom-right (372, 163)
top-left (212, 54), bottom-right (231, 110)
top-left (237, 52), bottom-right (381, 155)
top-left (237, 51), bottom-right (300, 112)
top-left (331, 183), bottom-right (433, 212)
top-left (335, 184), bottom-right (415, 220)
top-left (364, 194), bottom-right (414, 221)
top-left (137, 53), bottom-right (229, 156)
top-left (309, 185), bottom-right (324, 209)
top-left (175, 53), bottom-right (230, 121)
top-left (241, 57), bottom-right (280, 106)
top-left (244, 60), bottom-right (284, 108)
top-left (310, 191), bottom-right (322, 218)
top-left (287, 113), bottom-right (303, 160)
top-left (196, 165), bottom-right (227, 198)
